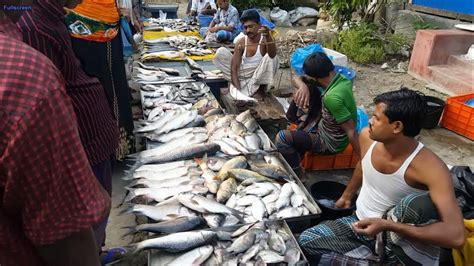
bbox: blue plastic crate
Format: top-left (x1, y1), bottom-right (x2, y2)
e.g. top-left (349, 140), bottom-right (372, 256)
top-left (412, 0), bottom-right (474, 15)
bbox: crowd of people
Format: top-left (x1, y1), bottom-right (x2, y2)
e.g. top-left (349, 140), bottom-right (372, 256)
top-left (0, 1), bottom-right (469, 266)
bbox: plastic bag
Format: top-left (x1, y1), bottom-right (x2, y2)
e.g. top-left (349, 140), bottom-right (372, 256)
top-left (290, 43), bottom-right (325, 76)
top-left (120, 17), bottom-right (133, 57)
top-left (270, 7), bottom-right (292, 27)
top-left (288, 7), bottom-right (318, 24)
top-left (356, 107), bottom-right (369, 133)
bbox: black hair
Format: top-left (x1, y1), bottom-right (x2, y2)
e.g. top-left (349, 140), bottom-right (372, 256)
top-left (373, 87), bottom-right (427, 137)
top-left (302, 52), bottom-right (335, 79)
top-left (240, 9), bottom-right (260, 24)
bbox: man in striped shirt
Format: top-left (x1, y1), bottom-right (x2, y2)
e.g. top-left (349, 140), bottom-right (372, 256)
top-left (2, 0), bottom-right (119, 252)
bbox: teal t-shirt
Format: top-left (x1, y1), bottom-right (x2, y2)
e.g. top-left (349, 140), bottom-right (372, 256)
top-left (318, 74), bottom-right (357, 153)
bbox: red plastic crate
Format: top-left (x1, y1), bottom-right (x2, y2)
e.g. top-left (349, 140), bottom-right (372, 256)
top-left (301, 144), bottom-right (360, 171)
top-left (440, 93), bottom-right (474, 140)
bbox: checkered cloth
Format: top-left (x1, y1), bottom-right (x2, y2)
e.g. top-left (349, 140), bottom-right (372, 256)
top-left (299, 192), bottom-right (441, 265)
top-left (0, 33), bottom-right (109, 266)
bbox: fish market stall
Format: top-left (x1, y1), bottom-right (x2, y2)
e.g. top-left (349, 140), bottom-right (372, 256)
top-left (146, 220), bottom-right (308, 265)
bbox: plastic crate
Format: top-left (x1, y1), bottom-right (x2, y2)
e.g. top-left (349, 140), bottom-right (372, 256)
top-left (440, 93), bottom-right (474, 140)
top-left (302, 144), bottom-right (360, 170)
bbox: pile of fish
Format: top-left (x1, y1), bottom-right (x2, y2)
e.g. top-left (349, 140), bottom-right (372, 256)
top-left (134, 59), bottom-right (222, 84)
top-left (144, 18), bottom-right (199, 32)
top-left (122, 153), bottom-right (321, 228)
top-left (206, 110), bottom-right (274, 155)
top-left (142, 35), bottom-right (213, 60)
top-left (135, 221), bottom-right (306, 265)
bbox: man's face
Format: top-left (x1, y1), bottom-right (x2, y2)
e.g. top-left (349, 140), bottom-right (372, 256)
top-left (243, 20), bottom-right (260, 38)
top-left (217, 0), bottom-right (229, 10)
top-left (368, 103), bottom-right (400, 141)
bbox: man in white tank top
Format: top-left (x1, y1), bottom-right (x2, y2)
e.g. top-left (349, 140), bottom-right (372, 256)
top-left (299, 88), bottom-right (465, 265)
top-left (212, 9), bottom-right (279, 102)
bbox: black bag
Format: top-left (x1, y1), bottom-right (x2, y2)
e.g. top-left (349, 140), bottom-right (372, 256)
top-left (451, 166), bottom-right (474, 219)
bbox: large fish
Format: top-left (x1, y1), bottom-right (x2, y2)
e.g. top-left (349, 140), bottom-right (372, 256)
top-left (153, 109), bottom-right (198, 135)
top-left (249, 162), bottom-right (289, 181)
top-left (168, 245), bottom-right (214, 265)
top-left (217, 156), bottom-right (248, 180)
top-left (122, 216), bottom-right (204, 237)
top-left (120, 204), bottom-right (196, 222)
top-left (124, 166), bottom-right (199, 181)
top-left (128, 143), bottom-right (221, 171)
top-left (126, 176), bottom-right (203, 189)
top-left (124, 184), bottom-right (208, 203)
top-left (227, 169), bottom-right (270, 182)
top-left (147, 127), bottom-right (207, 143)
top-left (130, 231), bottom-right (217, 253)
top-left (135, 109), bottom-right (181, 133)
top-left (195, 154), bottom-right (221, 194)
top-left (216, 178), bottom-right (237, 203)
top-left (177, 193), bottom-right (245, 221)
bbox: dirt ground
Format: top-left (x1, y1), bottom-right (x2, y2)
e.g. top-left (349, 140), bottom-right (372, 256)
top-left (104, 4), bottom-right (473, 264)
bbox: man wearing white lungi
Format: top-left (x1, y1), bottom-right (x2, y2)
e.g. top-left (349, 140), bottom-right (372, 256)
top-left (213, 9), bottom-right (279, 102)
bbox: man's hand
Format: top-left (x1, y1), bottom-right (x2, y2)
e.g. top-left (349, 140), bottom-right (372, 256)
top-left (209, 27), bottom-right (218, 33)
top-left (294, 82), bottom-right (310, 108)
top-left (335, 196), bottom-right (352, 209)
top-left (353, 218), bottom-right (389, 237)
top-left (258, 25), bottom-right (270, 36)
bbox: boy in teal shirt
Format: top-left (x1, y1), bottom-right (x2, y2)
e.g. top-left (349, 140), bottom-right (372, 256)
top-left (276, 52), bottom-right (360, 177)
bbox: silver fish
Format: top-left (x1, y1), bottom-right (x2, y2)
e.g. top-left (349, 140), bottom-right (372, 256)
top-left (225, 194), bottom-right (238, 209)
top-left (131, 160), bottom-right (196, 173)
top-left (257, 250), bottom-right (285, 263)
top-left (151, 127), bottom-right (207, 143)
top-left (215, 140), bottom-right (241, 156)
top-left (168, 245), bottom-right (214, 265)
top-left (244, 118), bottom-right (259, 133)
top-left (226, 231), bottom-right (255, 254)
top-left (120, 204), bottom-right (195, 222)
top-left (216, 178), bottom-right (237, 203)
top-left (290, 181), bottom-right (322, 214)
top-left (217, 156), bottom-right (248, 180)
top-left (231, 222), bottom-right (257, 238)
top-left (126, 176), bottom-right (198, 189)
top-left (240, 244), bottom-right (262, 263)
top-left (249, 163), bottom-right (289, 181)
top-left (122, 216), bottom-right (204, 236)
top-left (263, 192), bottom-right (280, 204)
top-left (230, 120), bottom-right (248, 136)
top-left (178, 193), bottom-right (244, 220)
top-left (124, 184), bottom-right (208, 202)
top-left (133, 143), bottom-right (221, 167)
top-left (277, 207), bottom-right (303, 219)
top-left (203, 213), bottom-right (224, 228)
top-left (257, 129), bottom-right (273, 151)
top-left (236, 110), bottom-right (252, 123)
top-left (196, 154), bottom-right (221, 194)
top-left (290, 193), bottom-right (304, 207)
top-left (251, 198), bottom-right (267, 221)
top-left (285, 247), bottom-right (301, 266)
top-left (275, 183), bottom-right (293, 210)
top-left (237, 195), bottom-right (259, 207)
top-left (207, 156), bottom-right (227, 171)
top-left (222, 215), bottom-right (240, 227)
top-left (244, 133), bottom-right (261, 151)
top-left (222, 138), bottom-right (250, 154)
top-left (131, 231), bottom-right (217, 253)
top-left (269, 229), bottom-right (287, 255)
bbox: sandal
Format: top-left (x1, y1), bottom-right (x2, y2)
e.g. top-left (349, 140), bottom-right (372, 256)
top-left (100, 247), bottom-right (127, 265)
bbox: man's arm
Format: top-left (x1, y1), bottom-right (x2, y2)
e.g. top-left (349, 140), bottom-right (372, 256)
top-left (292, 75), bottom-right (310, 108)
top-left (335, 128), bottom-right (371, 208)
top-left (340, 119), bottom-right (360, 157)
top-left (354, 151), bottom-right (466, 248)
top-left (231, 39), bottom-right (244, 90)
top-left (260, 26), bottom-right (276, 58)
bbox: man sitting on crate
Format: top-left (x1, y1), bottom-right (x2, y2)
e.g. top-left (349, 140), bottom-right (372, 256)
top-left (275, 52), bottom-right (360, 178)
top-left (200, 0), bottom-right (239, 43)
top-left (299, 88), bottom-right (466, 265)
top-left (213, 9), bottom-right (279, 102)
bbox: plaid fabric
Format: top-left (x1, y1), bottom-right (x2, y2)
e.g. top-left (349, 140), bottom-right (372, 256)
top-left (13, 0), bottom-right (118, 165)
top-left (0, 33), bottom-right (109, 266)
top-left (299, 192), bottom-right (440, 266)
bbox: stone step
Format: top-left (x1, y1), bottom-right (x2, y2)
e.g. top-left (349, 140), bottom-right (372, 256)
top-left (448, 55), bottom-right (474, 69)
top-left (428, 64), bottom-right (474, 95)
